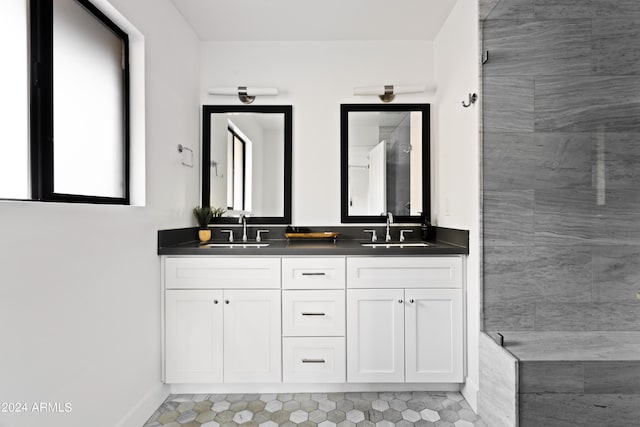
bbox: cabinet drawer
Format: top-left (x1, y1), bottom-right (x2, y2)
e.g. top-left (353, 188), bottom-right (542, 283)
top-left (283, 337), bottom-right (346, 383)
top-left (347, 256), bottom-right (462, 289)
top-left (282, 290), bottom-right (345, 336)
top-left (165, 257), bottom-right (281, 289)
top-left (282, 257), bottom-right (345, 289)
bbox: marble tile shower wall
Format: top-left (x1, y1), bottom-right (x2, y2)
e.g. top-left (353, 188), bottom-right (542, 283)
top-left (481, 0), bottom-right (640, 331)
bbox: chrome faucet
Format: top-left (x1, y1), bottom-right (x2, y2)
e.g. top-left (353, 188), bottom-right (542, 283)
top-left (363, 229), bottom-right (378, 242)
top-left (385, 212), bottom-right (394, 242)
top-left (399, 229), bottom-right (413, 242)
top-left (239, 214), bottom-right (248, 242)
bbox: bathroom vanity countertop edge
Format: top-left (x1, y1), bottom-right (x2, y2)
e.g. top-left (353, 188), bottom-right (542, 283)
top-left (158, 239), bottom-right (468, 256)
top-left (158, 226), bottom-right (469, 255)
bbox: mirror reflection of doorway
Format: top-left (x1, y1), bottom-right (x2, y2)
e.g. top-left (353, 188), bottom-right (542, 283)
top-left (345, 109), bottom-right (423, 217)
top-left (226, 126), bottom-right (252, 212)
top-left (368, 140), bottom-right (386, 215)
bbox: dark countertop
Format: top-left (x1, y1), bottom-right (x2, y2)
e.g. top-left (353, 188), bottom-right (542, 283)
top-left (158, 226), bottom-right (469, 256)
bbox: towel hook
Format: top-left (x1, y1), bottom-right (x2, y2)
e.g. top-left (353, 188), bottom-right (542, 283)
top-left (462, 93), bottom-right (478, 108)
top-left (211, 160), bottom-right (224, 178)
top-left (177, 144), bottom-right (194, 167)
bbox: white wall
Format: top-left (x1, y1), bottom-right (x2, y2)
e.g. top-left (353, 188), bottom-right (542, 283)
top-left (0, 1), bottom-right (200, 426)
top-left (200, 40), bottom-right (435, 225)
top-left (434, 0), bottom-right (480, 411)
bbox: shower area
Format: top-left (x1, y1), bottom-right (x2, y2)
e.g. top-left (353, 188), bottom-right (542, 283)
top-left (347, 110), bottom-right (422, 217)
top-left (479, 0), bottom-right (640, 425)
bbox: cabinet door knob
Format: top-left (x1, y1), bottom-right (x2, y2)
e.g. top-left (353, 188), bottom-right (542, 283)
top-left (398, 299), bottom-right (404, 303)
top-left (225, 300), bottom-right (230, 304)
top-left (214, 299), bottom-right (219, 304)
top-left (409, 299), bottom-right (415, 304)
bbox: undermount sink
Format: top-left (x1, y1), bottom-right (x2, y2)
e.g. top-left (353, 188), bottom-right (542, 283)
top-left (361, 242), bottom-right (430, 248)
top-left (205, 242), bottom-right (270, 248)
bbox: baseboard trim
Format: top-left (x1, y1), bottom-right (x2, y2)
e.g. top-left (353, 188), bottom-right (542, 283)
top-left (462, 377), bottom-right (479, 412)
top-left (115, 383), bottom-right (169, 427)
top-left (170, 382), bottom-right (462, 395)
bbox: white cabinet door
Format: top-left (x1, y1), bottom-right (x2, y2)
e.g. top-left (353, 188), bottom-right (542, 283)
top-left (405, 289), bottom-right (463, 382)
top-left (223, 290), bottom-right (282, 383)
top-left (165, 290), bottom-right (223, 383)
top-left (347, 289), bottom-right (405, 382)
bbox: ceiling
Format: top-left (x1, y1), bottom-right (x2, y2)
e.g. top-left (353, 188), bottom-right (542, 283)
top-left (170, 0), bottom-right (458, 42)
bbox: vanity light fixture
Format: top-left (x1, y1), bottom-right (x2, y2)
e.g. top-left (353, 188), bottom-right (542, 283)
top-left (207, 86), bottom-right (279, 104)
top-left (353, 84), bottom-right (427, 103)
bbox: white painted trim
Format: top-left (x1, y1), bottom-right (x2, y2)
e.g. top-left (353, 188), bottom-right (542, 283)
top-left (169, 383), bottom-right (461, 395)
top-left (115, 384), bottom-right (169, 427)
top-left (161, 258), bottom-right (166, 383)
top-left (462, 376), bottom-right (479, 412)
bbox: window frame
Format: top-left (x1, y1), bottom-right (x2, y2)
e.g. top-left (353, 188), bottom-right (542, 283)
top-left (29, 0), bottom-right (131, 205)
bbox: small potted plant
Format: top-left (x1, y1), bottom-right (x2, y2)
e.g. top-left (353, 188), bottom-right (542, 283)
top-left (193, 206), bottom-right (214, 243)
top-left (211, 206), bottom-right (227, 220)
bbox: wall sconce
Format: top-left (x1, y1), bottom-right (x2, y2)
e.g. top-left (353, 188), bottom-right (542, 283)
top-left (353, 84), bottom-right (427, 103)
top-left (207, 86), bottom-right (279, 104)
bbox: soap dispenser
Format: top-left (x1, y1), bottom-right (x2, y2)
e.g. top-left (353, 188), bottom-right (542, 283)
top-left (421, 216), bottom-right (436, 241)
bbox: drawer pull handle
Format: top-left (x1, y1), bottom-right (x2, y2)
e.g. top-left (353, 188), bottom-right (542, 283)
top-left (302, 358), bottom-right (326, 363)
top-left (301, 312), bottom-right (326, 316)
top-left (302, 272), bottom-right (326, 276)
top-left (409, 299), bottom-right (415, 304)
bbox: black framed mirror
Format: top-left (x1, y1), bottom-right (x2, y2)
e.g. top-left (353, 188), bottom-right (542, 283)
top-left (202, 105), bottom-right (292, 224)
top-left (340, 103), bottom-right (430, 223)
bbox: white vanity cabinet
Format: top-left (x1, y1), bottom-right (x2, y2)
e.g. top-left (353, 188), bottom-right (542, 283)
top-left (162, 254), bottom-right (464, 387)
top-left (346, 257), bottom-right (464, 383)
top-left (164, 257), bottom-right (281, 384)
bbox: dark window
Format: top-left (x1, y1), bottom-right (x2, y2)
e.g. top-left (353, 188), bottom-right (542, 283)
top-left (0, 0), bottom-right (131, 204)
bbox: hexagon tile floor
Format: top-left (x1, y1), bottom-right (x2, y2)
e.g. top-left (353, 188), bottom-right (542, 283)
top-left (143, 391), bottom-right (487, 427)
